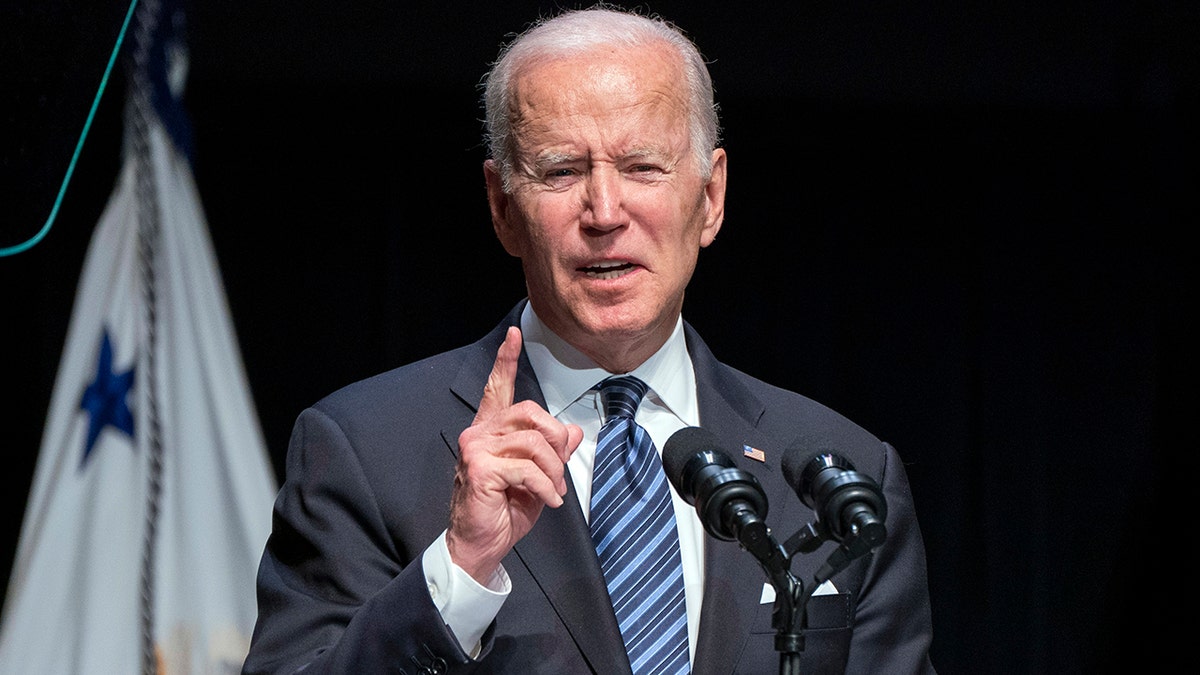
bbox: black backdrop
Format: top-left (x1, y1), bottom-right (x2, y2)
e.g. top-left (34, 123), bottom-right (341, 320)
top-left (2, 2), bottom-right (1194, 673)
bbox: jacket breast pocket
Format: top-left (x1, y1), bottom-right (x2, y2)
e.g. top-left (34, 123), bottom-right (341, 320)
top-left (734, 592), bottom-right (853, 675)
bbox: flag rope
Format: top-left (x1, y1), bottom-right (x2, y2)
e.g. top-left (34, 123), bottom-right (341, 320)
top-left (129, 1), bottom-right (166, 672)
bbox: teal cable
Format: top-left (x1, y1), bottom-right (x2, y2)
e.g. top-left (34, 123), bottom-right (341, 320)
top-left (1, 0), bottom-right (141, 257)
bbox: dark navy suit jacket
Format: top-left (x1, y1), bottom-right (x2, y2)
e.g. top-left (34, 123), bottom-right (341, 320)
top-left (243, 302), bottom-right (935, 674)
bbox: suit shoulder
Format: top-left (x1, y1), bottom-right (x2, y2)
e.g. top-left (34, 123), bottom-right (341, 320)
top-left (686, 322), bottom-right (885, 455)
top-left (310, 343), bottom-right (479, 421)
top-left (719, 363), bottom-right (890, 466)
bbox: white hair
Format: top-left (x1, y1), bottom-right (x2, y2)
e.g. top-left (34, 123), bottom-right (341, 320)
top-left (482, 5), bottom-right (721, 191)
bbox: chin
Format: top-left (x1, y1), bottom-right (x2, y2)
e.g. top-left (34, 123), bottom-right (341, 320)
top-left (577, 305), bottom-right (668, 343)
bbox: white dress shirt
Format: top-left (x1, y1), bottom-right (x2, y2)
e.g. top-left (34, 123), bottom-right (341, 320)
top-left (423, 305), bottom-right (706, 662)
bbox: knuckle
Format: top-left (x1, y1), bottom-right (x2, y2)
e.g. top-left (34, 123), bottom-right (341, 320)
top-left (510, 399), bottom-right (543, 419)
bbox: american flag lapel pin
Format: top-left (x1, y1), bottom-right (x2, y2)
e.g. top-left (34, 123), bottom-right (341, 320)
top-left (743, 445), bottom-right (766, 462)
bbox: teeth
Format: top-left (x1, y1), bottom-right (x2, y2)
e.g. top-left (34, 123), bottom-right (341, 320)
top-left (583, 261), bottom-right (633, 279)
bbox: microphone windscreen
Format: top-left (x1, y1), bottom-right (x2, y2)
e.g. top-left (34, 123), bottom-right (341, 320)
top-left (782, 448), bottom-right (851, 506)
top-left (780, 447), bottom-right (811, 493)
top-left (662, 426), bottom-right (720, 486)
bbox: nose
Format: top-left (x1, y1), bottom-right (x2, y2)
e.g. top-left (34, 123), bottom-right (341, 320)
top-left (581, 168), bottom-right (625, 232)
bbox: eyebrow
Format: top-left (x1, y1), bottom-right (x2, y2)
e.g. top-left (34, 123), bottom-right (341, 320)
top-left (532, 151), bottom-right (582, 168)
top-left (621, 148), bottom-right (665, 161)
top-left (531, 146), bottom-right (670, 169)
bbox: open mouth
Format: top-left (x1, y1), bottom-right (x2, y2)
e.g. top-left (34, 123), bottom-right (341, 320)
top-left (581, 260), bottom-right (636, 280)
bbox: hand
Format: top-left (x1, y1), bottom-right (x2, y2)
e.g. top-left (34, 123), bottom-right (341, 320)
top-left (446, 326), bottom-right (584, 584)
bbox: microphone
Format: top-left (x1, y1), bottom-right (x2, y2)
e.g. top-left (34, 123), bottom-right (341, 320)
top-left (781, 451), bottom-right (888, 549)
top-left (662, 426), bottom-right (773, 557)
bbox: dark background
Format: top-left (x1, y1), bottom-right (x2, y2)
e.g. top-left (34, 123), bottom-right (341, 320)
top-left (2, 2), bottom-right (1194, 673)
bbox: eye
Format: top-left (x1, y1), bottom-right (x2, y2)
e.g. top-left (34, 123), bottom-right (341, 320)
top-left (541, 167), bottom-right (582, 189)
top-left (625, 162), bottom-right (666, 180)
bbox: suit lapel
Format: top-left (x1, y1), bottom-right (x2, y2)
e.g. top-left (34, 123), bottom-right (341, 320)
top-left (447, 304), bottom-right (631, 675)
top-left (512, 475), bottom-right (631, 674)
top-left (686, 325), bottom-right (797, 675)
top-left (446, 309), bottom-right (792, 674)
top-left (509, 352), bottom-right (630, 675)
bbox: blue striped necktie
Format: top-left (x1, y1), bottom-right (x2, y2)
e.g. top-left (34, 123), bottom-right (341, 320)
top-left (589, 376), bottom-right (690, 675)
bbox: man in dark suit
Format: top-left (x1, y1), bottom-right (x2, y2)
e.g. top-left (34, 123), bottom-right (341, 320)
top-left (243, 6), bottom-right (935, 674)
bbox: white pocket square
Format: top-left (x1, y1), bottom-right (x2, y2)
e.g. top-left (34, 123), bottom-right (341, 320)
top-left (759, 580), bottom-right (838, 604)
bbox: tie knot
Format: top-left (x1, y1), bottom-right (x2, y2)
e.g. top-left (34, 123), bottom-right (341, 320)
top-left (598, 376), bottom-right (648, 421)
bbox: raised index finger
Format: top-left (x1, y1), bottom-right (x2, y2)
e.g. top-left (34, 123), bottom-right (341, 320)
top-left (474, 326), bottom-right (521, 423)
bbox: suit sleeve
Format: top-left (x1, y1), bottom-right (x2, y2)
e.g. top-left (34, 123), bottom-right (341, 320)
top-left (242, 406), bottom-right (486, 674)
top-left (843, 442), bottom-right (937, 674)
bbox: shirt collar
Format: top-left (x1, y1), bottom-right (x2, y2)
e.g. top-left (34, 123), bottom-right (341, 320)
top-left (519, 303), bottom-right (696, 422)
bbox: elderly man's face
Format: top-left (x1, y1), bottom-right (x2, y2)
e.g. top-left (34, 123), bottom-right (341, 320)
top-left (486, 43), bottom-right (726, 371)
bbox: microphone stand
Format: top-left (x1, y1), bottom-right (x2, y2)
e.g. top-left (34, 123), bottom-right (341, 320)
top-left (669, 437), bottom-right (888, 674)
top-left (738, 518), bottom-right (873, 675)
top-left (731, 515), bottom-right (808, 675)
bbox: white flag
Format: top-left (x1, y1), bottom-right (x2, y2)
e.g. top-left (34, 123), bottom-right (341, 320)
top-left (0, 2), bottom-right (277, 673)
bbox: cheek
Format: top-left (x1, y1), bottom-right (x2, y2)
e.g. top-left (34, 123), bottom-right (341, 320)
top-left (631, 181), bottom-right (705, 229)
top-left (506, 202), bottom-right (554, 257)
top-left (681, 193), bottom-right (715, 246)
top-left (641, 203), bottom-right (703, 250)
top-left (522, 194), bottom-right (579, 241)
top-left (546, 199), bottom-right (586, 232)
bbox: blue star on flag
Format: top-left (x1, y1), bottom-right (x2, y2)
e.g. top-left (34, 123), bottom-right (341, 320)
top-left (79, 329), bottom-right (135, 467)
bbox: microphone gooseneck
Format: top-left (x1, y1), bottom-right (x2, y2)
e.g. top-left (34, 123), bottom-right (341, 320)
top-left (665, 428), bottom-right (894, 670)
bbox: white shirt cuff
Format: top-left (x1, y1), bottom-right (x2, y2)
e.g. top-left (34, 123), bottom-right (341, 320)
top-left (422, 530), bottom-right (511, 657)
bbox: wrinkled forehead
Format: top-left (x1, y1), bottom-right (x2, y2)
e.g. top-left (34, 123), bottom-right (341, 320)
top-left (507, 45), bottom-right (692, 148)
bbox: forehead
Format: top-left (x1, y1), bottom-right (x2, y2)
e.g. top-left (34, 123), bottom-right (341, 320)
top-left (508, 44), bottom-right (691, 156)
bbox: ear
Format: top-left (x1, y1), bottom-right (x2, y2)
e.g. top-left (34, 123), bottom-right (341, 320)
top-left (699, 148), bottom-right (727, 248)
top-left (484, 159), bottom-right (523, 258)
